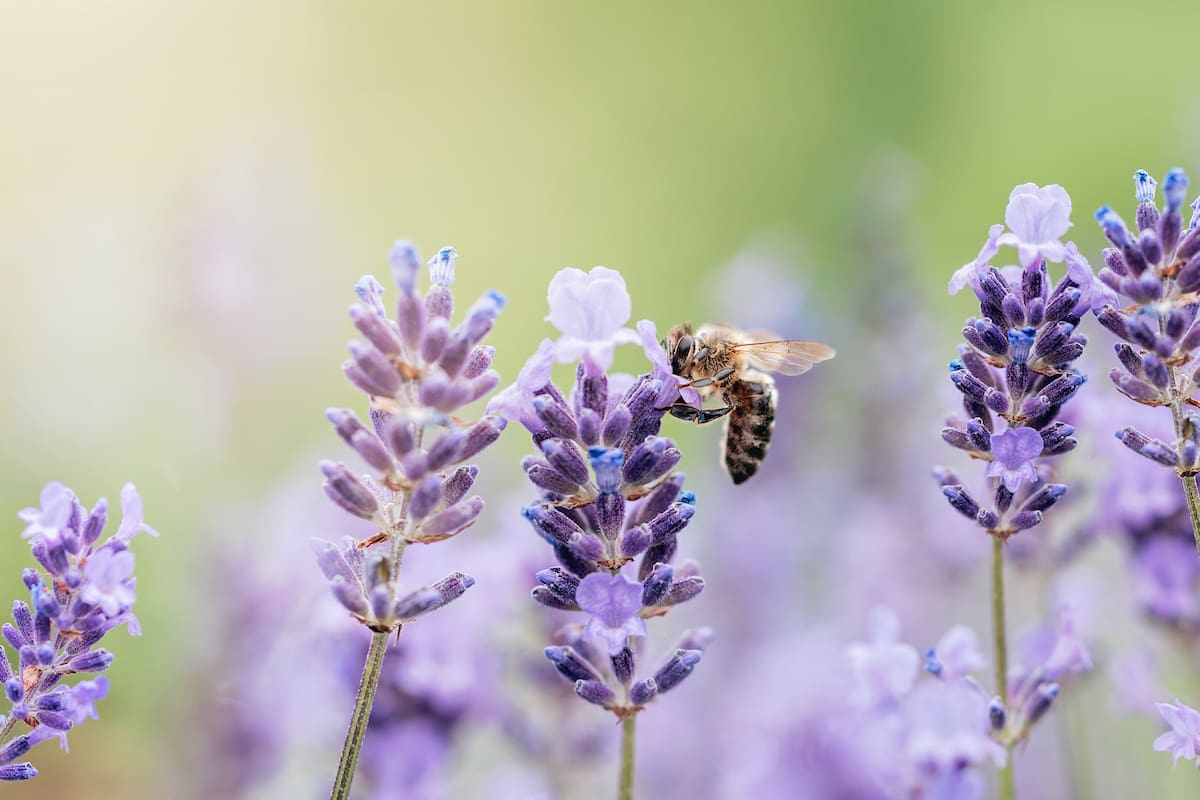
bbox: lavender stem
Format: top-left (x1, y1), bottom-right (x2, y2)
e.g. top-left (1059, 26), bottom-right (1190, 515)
top-left (0, 717), bottom-right (17, 743)
top-left (618, 715), bottom-right (636, 800)
top-left (992, 535), bottom-right (1014, 800)
top-left (1168, 380), bottom-right (1200, 554)
top-left (331, 629), bottom-right (390, 800)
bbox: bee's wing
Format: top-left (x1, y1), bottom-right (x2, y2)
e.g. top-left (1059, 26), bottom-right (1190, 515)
top-left (731, 340), bottom-right (836, 376)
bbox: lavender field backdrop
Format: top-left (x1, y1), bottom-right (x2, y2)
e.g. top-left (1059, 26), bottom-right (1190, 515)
top-left (4, 3), bottom-right (1200, 798)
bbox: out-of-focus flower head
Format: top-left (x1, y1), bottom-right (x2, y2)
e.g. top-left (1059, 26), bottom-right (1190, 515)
top-left (1153, 699), bottom-right (1200, 767)
top-left (1, 482), bottom-right (156, 782)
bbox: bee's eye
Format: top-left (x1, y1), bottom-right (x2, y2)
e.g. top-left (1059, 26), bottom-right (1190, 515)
top-left (671, 335), bottom-right (693, 373)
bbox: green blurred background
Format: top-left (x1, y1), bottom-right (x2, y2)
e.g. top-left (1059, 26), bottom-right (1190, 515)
top-left (2, 1), bottom-right (1198, 797)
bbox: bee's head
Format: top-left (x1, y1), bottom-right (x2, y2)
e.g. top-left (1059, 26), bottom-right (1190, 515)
top-left (667, 333), bottom-right (693, 375)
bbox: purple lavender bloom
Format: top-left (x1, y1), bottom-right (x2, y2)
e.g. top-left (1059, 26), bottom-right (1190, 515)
top-left (937, 183), bottom-right (1092, 540)
top-left (487, 340), bottom-right (556, 432)
top-left (504, 265), bottom-right (710, 721)
top-left (846, 607), bottom-right (919, 708)
top-left (315, 241), bottom-right (507, 632)
top-left (1094, 168), bottom-right (1200, 479)
top-left (544, 266), bottom-right (641, 373)
top-left (997, 183), bottom-right (1073, 267)
top-left (925, 625), bottom-right (987, 683)
top-left (841, 611), bottom-right (1005, 796)
top-left (1, 483), bottom-right (155, 782)
top-left (986, 427), bottom-right (1042, 491)
top-left (1153, 699), bottom-right (1200, 767)
top-left (998, 605), bottom-right (1093, 741)
top-left (17, 482), bottom-right (73, 546)
top-left (949, 224), bottom-right (1003, 296)
top-left (577, 573), bottom-right (647, 655)
top-left (1131, 536), bottom-right (1200, 625)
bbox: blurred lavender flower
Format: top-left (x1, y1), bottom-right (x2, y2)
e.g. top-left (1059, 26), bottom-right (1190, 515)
top-left (1153, 699), bottom-right (1200, 767)
top-left (318, 241), bottom-right (507, 797)
top-left (846, 609), bottom-right (1005, 798)
top-left (1005, 606), bottom-right (1093, 741)
top-left (194, 463), bottom-right (582, 799)
top-left (0, 482), bottom-right (155, 782)
top-left (1093, 168), bottom-right (1200, 551)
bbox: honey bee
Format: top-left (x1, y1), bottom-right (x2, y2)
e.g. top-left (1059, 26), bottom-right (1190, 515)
top-left (661, 323), bottom-right (835, 484)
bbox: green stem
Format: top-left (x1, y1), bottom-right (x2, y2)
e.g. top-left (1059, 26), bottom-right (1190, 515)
top-left (0, 716), bottom-right (18, 742)
top-left (331, 630), bottom-right (391, 800)
top-left (618, 715), bottom-right (636, 800)
top-left (1178, 467), bottom-right (1200, 556)
top-left (992, 536), bottom-right (1014, 800)
top-left (1166, 357), bottom-right (1200, 555)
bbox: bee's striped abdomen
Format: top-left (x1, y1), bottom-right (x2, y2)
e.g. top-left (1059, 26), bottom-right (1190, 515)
top-left (720, 375), bottom-right (778, 484)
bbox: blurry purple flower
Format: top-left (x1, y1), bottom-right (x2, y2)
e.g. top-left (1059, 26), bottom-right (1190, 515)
top-left (3, 482), bottom-right (153, 782)
top-left (79, 549), bottom-right (137, 617)
top-left (847, 607), bottom-right (919, 708)
top-left (997, 183), bottom-right (1072, 267)
top-left (487, 339), bottom-right (556, 431)
top-left (545, 267), bottom-right (640, 372)
top-left (1039, 606), bottom-right (1094, 680)
top-left (17, 482), bottom-right (73, 545)
top-left (1153, 699), bottom-right (1200, 767)
top-left (1131, 537), bottom-right (1200, 625)
top-left (928, 625), bottom-right (986, 683)
top-left (637, 320), bottom-right (701, 408)
top-left (986, 427), bottom-right (1042, 492)
top-left (1110, 650), bottom-right (1167, 717)
top-left (113, 483), bottom-right (159, 541)
top-left (902, 680), bottom-right (1006, 778)
top-left (66, 677), bottom-right (110, 725)
top-left (1063, 242), bottom-right (1115, 312)
top-left (577, 572), bottom-right (647, 656)
top-left (949, 224), bottom-right (1003, 296)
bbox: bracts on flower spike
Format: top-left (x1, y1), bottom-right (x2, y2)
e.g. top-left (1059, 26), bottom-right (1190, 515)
top-left (1, 482), bottom-right (156, 782)
top-left (315, 243), bottom-right (507, 632)
top-left (320, 242), bottom-right (507, 800)
top-left (937, 183), bottom-right (1096, 799)
top-left (493, 266), bottom-right (713, 728)
top-left (1095, 170), bottom-right (1200, 484)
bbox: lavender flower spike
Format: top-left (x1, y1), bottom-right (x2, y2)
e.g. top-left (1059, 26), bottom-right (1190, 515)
top-left (317, 242), bottom-right (506, 631)
top-left (937, 183), bottom-right (1094, 797)
top-left (322, 241), bottom-right (507, 799)
top-left (1, 482), bottom-right (154, 782)
top-left (1093, 167), bottom-right (1200, 554)
top-left (938, 184), bottom-right (1091, 540)
top-left (508, 264), bottom-right (713, 796)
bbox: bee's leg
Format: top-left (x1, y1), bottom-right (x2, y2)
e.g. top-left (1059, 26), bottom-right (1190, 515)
top-left (665, 403), bottom-right (734, 425)
top-left (681, 369), bottom-right (734, 390)
top-left (694, 405), bottom-right (735, 424)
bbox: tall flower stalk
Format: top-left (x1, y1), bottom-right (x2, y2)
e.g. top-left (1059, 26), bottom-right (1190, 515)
top-left (313, 242), bottom-right (506, 799)
top-left (1, 482), bottom-right (156, 782)
top-left (940, 183), bottom-right (1101, 798)
top-left (1093, 168), bottom-right (1200, 553)
top-left (490, 267), bottom-right (710, 799)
